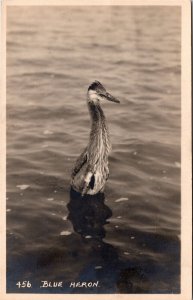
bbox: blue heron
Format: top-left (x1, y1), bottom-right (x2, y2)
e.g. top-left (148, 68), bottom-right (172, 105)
top-left (71, 81), bottom-right (120, 196)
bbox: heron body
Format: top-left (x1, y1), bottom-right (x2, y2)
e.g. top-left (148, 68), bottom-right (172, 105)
top-left (71, 81), bottom-right (120, 196)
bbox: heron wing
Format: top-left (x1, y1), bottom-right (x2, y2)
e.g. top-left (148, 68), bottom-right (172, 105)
top-left (71, 148), bottom-right (88, 178)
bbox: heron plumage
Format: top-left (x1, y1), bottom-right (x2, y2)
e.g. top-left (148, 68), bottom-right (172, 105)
top-left (71, 81), bottom-right (119, 195)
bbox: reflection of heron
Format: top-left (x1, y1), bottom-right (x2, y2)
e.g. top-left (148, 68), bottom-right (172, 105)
top-left (67, 188), bottom-right (112, 239)
top-left (67, 188), bottom-right (121, 292)
top-left (71, 81), bottom-right (120, 195)
top-left (67, 189), bottom-right (151, 293)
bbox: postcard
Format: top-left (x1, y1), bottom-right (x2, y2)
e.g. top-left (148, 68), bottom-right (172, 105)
top-left (0, 0), bottom-right (191, 299)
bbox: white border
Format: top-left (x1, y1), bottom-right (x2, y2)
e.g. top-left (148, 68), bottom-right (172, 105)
top-left (0, 1), bottom-right (191, 300)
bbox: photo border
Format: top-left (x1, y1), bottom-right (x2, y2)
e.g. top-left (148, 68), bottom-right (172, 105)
top-left (0, 0), bottom-right (191, 299)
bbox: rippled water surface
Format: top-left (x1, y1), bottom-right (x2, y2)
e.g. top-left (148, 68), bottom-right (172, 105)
top-left (7, 6), bottom-right (181, 293)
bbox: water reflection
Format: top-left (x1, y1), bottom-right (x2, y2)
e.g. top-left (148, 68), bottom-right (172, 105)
top-left (67, 188), bottom-right (149, 294)
top-left (67, 188), bottom-right (121, 293)
top-left (67, 188), bottom-right (112, 240)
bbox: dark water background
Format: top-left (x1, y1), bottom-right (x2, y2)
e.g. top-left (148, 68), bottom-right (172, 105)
top-left (6, 6), bottom-right (181, 293)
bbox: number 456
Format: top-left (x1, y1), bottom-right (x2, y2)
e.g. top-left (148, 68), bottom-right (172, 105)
top-left (16, 281), bottom-right (32, 288)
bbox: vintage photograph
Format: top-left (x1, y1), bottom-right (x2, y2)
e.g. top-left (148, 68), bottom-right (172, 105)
top-left (5, 2), bottom-right (184, 295)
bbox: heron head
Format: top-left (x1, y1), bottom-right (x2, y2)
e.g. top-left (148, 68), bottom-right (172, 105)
top-left (87, 81), bottom-right (120, 103)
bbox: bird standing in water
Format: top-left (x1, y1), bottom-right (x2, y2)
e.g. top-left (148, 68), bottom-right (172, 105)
top-left (71, 81), bottom-right (120, 196)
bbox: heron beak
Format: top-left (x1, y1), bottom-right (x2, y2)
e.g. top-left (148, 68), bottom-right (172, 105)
top-left (100, 92), bottom-right (120, 103)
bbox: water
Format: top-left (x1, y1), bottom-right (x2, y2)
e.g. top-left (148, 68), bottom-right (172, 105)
top-left (6, 6), bottom-right (181, 293)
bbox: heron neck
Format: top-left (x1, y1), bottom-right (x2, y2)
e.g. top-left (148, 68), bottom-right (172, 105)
top-left (87, 100), bottom-right (111, 153)
top-left (88, 100), bottom-right (105, 122)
